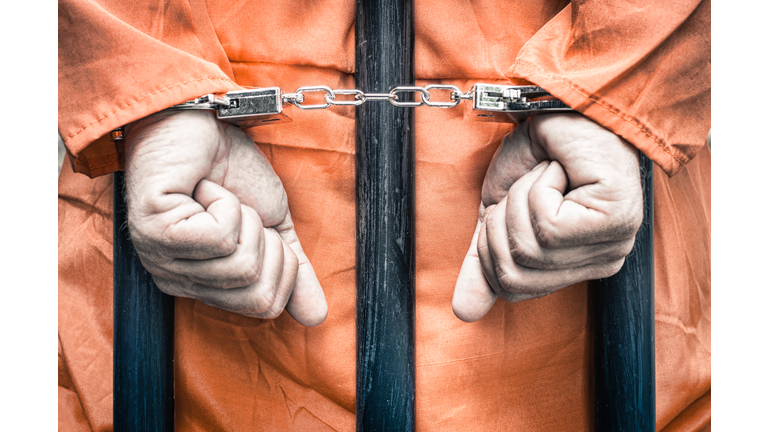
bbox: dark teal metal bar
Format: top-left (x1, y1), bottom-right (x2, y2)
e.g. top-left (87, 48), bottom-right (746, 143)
top-left (592, 154), bottom-right (655, 431)
top-left (354, 0), bottom-right (416, 430)
top-left (113, 171), bottom-right (175, 432)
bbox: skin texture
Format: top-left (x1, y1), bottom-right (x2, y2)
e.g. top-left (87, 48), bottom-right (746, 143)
top-left (123, 110), bottom-right (637, 327)
top-left (124, 110), bottom-right (328, 326)
top-left (452, 113), bottom-right (643, 322)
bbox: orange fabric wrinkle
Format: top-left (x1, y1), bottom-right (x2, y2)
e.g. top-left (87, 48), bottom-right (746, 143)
top-left (59, 337), bottom-right (93, 431)
top-left (59, 0), bottom-right (241, 174)
top-left (59, 0), bottom-right (710, 430)
top-left (660, 390), bottom-right (711, 432)
top-left (58, 157), bottom-right (115, 432)
top-left (508, 0), bottom-right (710, 177)
top-left (63, 75), bottom-right (234, 145)
top-left (187, 0), bottom-right (237, 80)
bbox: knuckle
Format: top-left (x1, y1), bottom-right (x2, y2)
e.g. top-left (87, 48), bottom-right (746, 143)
top-left (237, 260), bottom-right (262, 286)
top-left (616, 214), bottom-right (642, 239)
top-left (531, 214), bottom-right (560, 248)
top-left (496, 270), bottom-right (527, 294)
top-left (628, 210), bottom-right (644, 234)
top-left (508, 233), bottom-right (535, 267)
top-left (601, 241), bottom-right (635, 263)
top-left (485, 210), bottom-right (502, 230)
top-left (139, 260), bottom-right (165, 279)
top-left (248, 289), bottom-right (277, 314)
top-left (213, 231), bottom-right (238, 257)
top-left (609, 259), bottom-right (625, 275)
top-left (127, 218), bottom-right (158, 250)
top-left (616, 240), bottom-right (635, 259)
top-left (132, 247), bottom-right (170, 278)
top-left (614, 202), bottom-right (644, 239)
top-left (629, 198), bottom-right (644, 223)
top-left (598, 260), bottom-right (625, 278)
top-left (152, 279), bottom-right (174, 296)
top-left (131, 194), bottom-right (163, 216)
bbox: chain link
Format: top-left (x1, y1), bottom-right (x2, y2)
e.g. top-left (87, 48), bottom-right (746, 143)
top-left (282, 84), bottom-right (475, 110)
top-left (327, 89), bottom-right (365, 106)
top-left (151, 83), bottom-right (573, 137)
top-left (424, 84), bottom-right (462, 108)
top-left (171, 84), bottom-right (569, 118)
top-left (292, 86), bottom-right (334, 110)
top-left (389, 86), bottom-right (429, 107)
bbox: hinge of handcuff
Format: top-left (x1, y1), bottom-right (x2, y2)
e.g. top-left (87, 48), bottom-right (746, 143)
top-left (161, 84), bottom-right (573, 130)
top-left (168, 88), bottom-right (289, 129)
top-left (469, 83), bottom-right (572, 124)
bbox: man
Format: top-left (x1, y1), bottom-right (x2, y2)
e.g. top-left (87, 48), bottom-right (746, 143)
top-left (59, 0), bottom-right (711, 430)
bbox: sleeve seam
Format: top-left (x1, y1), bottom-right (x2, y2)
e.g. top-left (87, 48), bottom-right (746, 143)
top-left (63, 75), bottom-right (234, 143)
top-left (515, 59), bottom-right (687, 168)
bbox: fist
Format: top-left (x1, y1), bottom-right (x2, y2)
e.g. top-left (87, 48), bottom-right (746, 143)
top-left (124, 110), bottom-right (327, 326)
top-left (452, 113), bottom-right (643, 322)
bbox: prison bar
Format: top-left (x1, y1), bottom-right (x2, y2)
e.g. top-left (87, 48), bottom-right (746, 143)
top-left (591, 154), bottom-right (655, 431)
top-left (354, 0), bottom-right (417, 431)
top-left (112, 6), bottom-right (654, 430)
top-left (113, 171), bottom-right (175, 432)
top-left (110, 119), bottom-right (656, 432)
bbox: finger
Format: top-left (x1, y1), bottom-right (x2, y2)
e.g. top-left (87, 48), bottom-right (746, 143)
top-left (275, 211), bottom-right (328, 327)
top-left (494, 255), bottom-right (626, 296)
top-left (483, 198), bottom-right (545, 303)
top-left (528, 161), bottom-right (638, 248)
top-left (481, 165), bottom-right (626, 296)
top-left (162, 205), bottom-right (266, 289)
top-left (477, 206), bottom-right (502, 295)
top-left (484, 162), bottom-right (549, 290)
top-left (139, 179), bottom-right (242, 260)
top-left (452, 219), bottom-right (498, 322)
top-left (155, 227), bottom-right (286, 316)
top-left (480, 120), bottom-right (542, 206)
top-left (247, 230), bottom-right (298, 319)
top-left (244, 228), bottom-right (285, 314)
top-left (504, 164), bottom-right (635, 270)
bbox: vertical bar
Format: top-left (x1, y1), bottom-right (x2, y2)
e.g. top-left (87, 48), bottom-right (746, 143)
top-left (355, 0), bottom-right (416, 431)
top-left (592, 154), bottom-right (655, 431)
top-left (113, 171), bottom-right (175, 432)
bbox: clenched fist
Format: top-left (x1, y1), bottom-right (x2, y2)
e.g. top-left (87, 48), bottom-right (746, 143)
top-left (452, 113), bottom-right (643, 322)
top-left (124, 110), bottom-right (327, 326)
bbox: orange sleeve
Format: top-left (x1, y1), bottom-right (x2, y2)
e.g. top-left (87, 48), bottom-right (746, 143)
top-left (508, 0), bottom-right (710, 176)
top-left (58, 0), bottom-right (241, 177)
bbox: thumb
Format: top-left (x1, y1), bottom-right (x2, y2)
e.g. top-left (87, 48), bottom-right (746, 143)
top-left (452, 219), bottom-right (498, 322)
top-left (274, 211), bottom-right (328, 327)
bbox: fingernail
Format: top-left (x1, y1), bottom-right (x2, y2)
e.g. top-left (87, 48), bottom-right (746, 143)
top-left (534, 160), bottom-right (551, 170)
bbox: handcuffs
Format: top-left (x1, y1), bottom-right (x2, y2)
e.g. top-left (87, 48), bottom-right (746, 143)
top-left (110, 83), bottom-right (572, 141)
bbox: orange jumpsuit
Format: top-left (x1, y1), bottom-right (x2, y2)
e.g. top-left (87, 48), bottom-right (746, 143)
top-left (58, 0), bottom-right (711, 430)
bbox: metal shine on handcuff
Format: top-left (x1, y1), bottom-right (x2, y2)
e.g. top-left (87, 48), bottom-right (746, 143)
top-left (110, 84), bottom-right (572, 140)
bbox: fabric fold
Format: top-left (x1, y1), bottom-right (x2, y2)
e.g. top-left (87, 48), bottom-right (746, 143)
top-left (507, 0), bottom-right (710, 177)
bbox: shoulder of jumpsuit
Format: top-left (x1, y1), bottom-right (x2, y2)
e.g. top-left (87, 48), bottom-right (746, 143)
top-left (58, 0), bottom-right (241, 178)
top-left (504, 0), bottom-right (711, 178)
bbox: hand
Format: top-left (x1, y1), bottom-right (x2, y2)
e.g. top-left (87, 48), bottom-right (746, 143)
top-left (124, 110), bottom-right (328, 326)
top-left (452, 113), bottom-right (643, 322)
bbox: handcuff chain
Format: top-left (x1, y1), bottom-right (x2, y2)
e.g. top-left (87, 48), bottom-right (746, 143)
top-left (284, 84), bottom-right (471, 110)
top-left (115, 84), bottom-right (572, 142)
